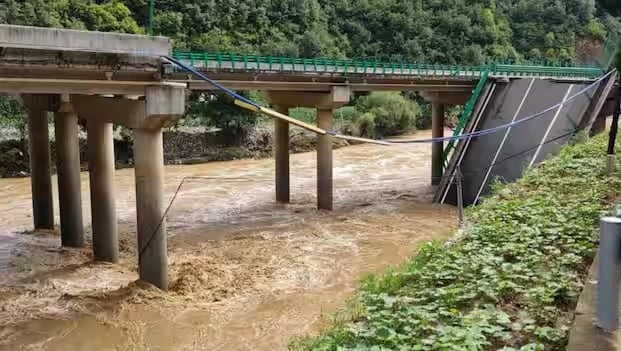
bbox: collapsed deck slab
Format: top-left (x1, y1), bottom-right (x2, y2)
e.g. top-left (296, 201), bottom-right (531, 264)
top-left (437, 75), bottom-right (611, 206)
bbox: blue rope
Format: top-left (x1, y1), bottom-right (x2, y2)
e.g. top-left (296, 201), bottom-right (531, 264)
top-left (162, 56), bottom-right (260, 108)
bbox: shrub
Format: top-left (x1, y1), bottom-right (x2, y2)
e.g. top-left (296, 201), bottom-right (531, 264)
top-left (292, 133), bottom-right (621, 350)
top-left (353, 92), bottom-right (419, 138)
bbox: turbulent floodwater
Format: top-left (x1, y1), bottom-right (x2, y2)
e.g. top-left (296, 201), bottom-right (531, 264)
top-left (0, 129), bottom-right (457, 350)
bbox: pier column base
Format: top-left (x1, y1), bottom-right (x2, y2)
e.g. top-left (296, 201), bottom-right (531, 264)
top-left (431, 103), bottom-right (445, 186)
top-left (274, 106), bottom-right (290, 203)
top-left (317, 109), bottom-right (334, 210)
top-left (27, 109), bottom-right (54, 230)
top-left (266, 87), bottom-right (350, 210)
top-left (54, 96), bottom-right (84, 247)
top-left (134, 128), bottom-right (167, 290)
top-left (87, 120), bottom-right (118, 262)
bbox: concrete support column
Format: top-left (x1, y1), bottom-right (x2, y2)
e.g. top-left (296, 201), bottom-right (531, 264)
top-left (54, 98), bottom-right (84, 247)
top-left (431, 103), bottom-right (445, 186)
top-left (274, 106), bottom-right (290, 203)
top-left (317, 109), bottom-right (333, 210)
top-left (134, 128), bottom-right (167, 290)
top-left (87, 120), bottom-right (118, 262)
top-left (27, 110), bottom-right (54, 230)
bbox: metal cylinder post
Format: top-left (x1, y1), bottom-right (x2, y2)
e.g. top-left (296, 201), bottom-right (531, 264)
top-left (27, 110), bottom-right (54, 230)
top-left (87, 120), bottom-right (118, 262)
top-left (134, 128), bottom-right (168, 290)
top-left (54, 98), bottom-right (84, 247)
top-left (274, 106), bottom-right (290, 203)
top-left (597, 216), bottom-right (621, 330)
top-left (317, 108), bottom-right (333, 210)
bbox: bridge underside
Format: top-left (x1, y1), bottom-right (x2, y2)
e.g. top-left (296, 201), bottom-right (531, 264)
top-left (174, 72), bottom-right (477, 92)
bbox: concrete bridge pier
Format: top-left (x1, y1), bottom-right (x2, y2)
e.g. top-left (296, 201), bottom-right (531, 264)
top-left (422, 92), bottom-right (470, 186)
top-left (72, 85), bottom-right (185, 289)
top-left (274, 105), bottom-right (290, 203)
top-left (87, 119), bottom-right (118, 262)
top-left (22, 95), bottom-right (54, 230)
top-left (316, 108), bottom-right (334, 210)
top-left (267, 87), bottom-right (350, 210)
top-left (134, 127), bottom-right (167, 289)
top-left (54, 95), bottom-right (84, 247)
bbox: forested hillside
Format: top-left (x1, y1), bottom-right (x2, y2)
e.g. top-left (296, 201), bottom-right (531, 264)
top-left (1, 0), bottom-right (618, 65)
top-left (0, 0), bottom-right (619, 145)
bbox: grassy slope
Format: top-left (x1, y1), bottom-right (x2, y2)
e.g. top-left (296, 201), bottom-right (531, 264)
top-left (292, 133), bottom-right (621, 350)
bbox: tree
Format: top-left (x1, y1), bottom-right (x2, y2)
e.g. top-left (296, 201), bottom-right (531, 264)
top-left (596, 0), bottom-right (620, 70)
top-left (599, 0), bottom-right (621, 15)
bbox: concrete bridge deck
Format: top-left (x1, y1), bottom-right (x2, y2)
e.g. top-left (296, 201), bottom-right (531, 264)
top-left (170, 52), bottom-right (604, 92)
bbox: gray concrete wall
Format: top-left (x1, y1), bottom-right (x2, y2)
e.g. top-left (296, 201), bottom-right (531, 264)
top-left (0, 24), bottom-right (170, 56)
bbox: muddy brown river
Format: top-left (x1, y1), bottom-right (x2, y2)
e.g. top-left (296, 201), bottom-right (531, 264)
top-left (0, 129), bottom-right (456, 350)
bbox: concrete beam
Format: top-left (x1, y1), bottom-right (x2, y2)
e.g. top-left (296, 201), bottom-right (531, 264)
top-left (0, 24), bottom-right (171, 56)
top-left (144, 85), bottom-right (186, 129)
top-left (421, 91), bottom-right (471, 105)
top-left (0, 78), bottom-right (185, 96)
top-left (87, 120), bottom-right (118, 262)
top-left (266, 86), bottom-right (351, 109)
top-left (188, 81), bottom-right (476, 93)
top-left (54, 97), bottom-right (84, 247)
top-left (71, 85), bottom-right (185, 129)
top-left (72, 95), bottom-right (144, 127)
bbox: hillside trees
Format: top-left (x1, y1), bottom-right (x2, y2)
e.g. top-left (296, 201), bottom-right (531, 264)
top-left (0, 0), bottom-right (619, 137)
top-left (0, 0), bottom-right (141, 33)
top-left (597, 0), bottom-right (621, 70)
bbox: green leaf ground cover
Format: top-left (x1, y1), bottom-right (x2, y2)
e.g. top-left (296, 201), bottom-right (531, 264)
top-left (292, 133), bottom-right (621, 350)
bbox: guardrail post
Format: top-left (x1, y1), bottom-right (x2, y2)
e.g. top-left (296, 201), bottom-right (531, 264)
top-left (597, 216), bottom-right (621, 330)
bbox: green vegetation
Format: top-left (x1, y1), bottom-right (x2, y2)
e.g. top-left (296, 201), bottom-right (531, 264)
top-left (292, 133), bottom-right (621, 350)
top-left (597, 0), bottom-right (621, 70)
top-left (0, 0), bottom-right (619, 138)
top-left (268, 92), bottom-right (420, 139)
top-left (349, 92), bottom-right (419, 139)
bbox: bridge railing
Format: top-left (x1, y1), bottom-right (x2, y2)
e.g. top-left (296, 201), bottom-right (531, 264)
top-left (172, 51), bottom-right (491, 77)
top-left (442, 67), bottom-right (491, 169)
top-left (172, 51), bottom-right (605, 79)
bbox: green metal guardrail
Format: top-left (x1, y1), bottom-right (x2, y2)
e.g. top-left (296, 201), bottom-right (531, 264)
top-left (441, 67), bottom-right (491, 169)
top-left (171, 51), bottom-right (605, 79)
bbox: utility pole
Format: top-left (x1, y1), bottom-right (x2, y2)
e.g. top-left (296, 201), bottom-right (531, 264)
top-left (149, 0), bottom-right (155, 36)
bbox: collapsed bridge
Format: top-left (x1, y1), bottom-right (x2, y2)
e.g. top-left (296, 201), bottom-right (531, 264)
top-left (0, 24), bottom-right (617, 291)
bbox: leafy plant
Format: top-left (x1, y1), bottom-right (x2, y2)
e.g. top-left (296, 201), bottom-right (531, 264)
top-left (291, 133), bottom-right (621, 350)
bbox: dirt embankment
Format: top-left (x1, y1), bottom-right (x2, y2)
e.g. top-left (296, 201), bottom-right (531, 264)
top-left (0, 126), bottom-right (350, 178)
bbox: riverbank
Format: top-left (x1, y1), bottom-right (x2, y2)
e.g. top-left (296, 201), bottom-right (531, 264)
top-left (0, 125), bottom-right (351, 178)
top-left (292, 133), bottom-right (621, 350)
